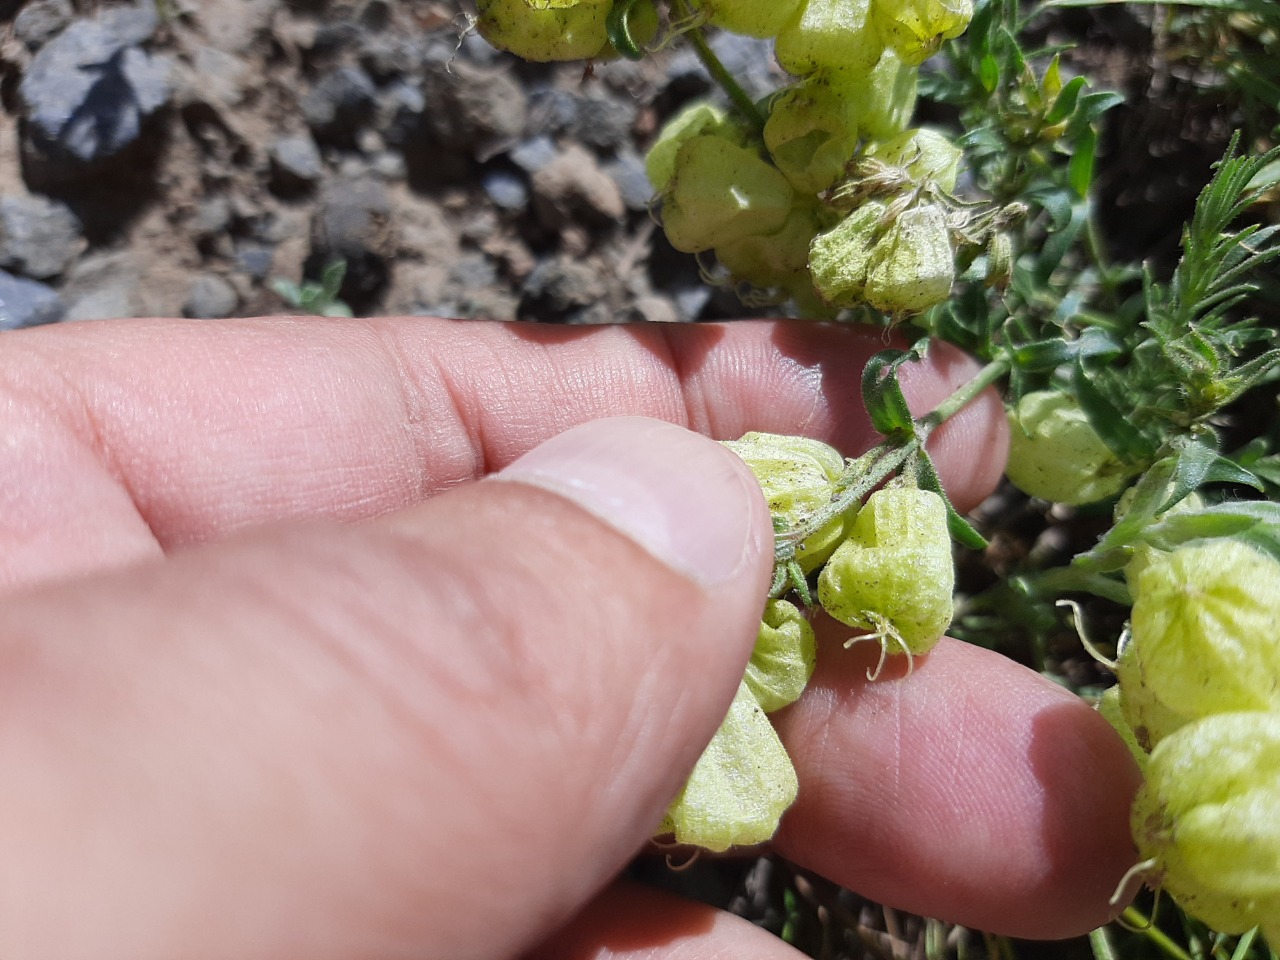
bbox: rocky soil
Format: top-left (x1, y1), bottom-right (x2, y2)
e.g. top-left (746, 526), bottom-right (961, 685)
top-left (0, 0), bottom-right (802, 329)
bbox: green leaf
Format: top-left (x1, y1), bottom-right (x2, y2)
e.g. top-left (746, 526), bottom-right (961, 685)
top-left (915, 451), bottom-right (989, 549)
top-left (1164, 437), bottom-right (1264, 509)
top-left (861, 349), bottom-right (920, 440)
top-left (1068, 126), bottom-right (1097, 198)
top-left (1072, 358), bottom-right (1154, 462)
top-left (1044, 75), bottom-right (1086, 125)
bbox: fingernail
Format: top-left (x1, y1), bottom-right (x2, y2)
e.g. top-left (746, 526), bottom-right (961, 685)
top-left (493, 417), bottom-right (764, 586)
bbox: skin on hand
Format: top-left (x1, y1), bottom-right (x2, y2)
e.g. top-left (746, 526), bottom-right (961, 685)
top-left (0, 316), bottom-right (1138, 959)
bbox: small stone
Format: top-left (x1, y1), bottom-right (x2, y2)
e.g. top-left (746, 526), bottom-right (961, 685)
top-left (269, 135), bottom-right (324, 193)
top-left (509, 135), bottom-right (558, 175)
top-left (301, 66), bottom-right (377, 143)
top-left (311, 177), bottom-right (397, 307)
top-left (14, 0), bottom-right (74, 49)
top-left (0, 270), bottom-right (65, 330)
top-left (192, 45), bottom-right (249, 107)
top-left (531, 145), bottom-right (626, 229)
top-left (423, 62), bottom-right (527, 158)
top-left (571, 95), bottom-right (635, 152)
top-left (192, 196), bottom-right (232, 237)
top-left (183, 273), bottom-right (239, 318)
top-left (0, 194), bottom-right (84, 280)
top-left (234, 244), bottom-right (275, 280)
top-left (482, 169), bottom-right (529, 213)
top-left (60, 251), bottom-right (142, 321)
top-left (521, 255), bottom-right (610, 320)
top-left (605, 151), bottom-right (655, 211)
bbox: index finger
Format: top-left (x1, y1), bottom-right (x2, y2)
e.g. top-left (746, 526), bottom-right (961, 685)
top-left (2, 316), bottom-right (1007, 591)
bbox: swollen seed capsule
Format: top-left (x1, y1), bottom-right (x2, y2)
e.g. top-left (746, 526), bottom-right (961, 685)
top-left (1131, 711), bottom-right (1280, 933)
top-left (476, 0), bottom-right (612, 62)
top-left (1004, 391), bottom-right (1134, 504)
top-left (864, 202), bottom-right (955, 314)
top-left (645, 102), bottom-right (737, 195)
top-left (808, 199), bottom-right (890, 308)
top-left (661, 136), bottom-right (794, 254)
top-left (870, 0), bottom-right (973, 66)
top-left (841, 50), bottom-right (918, 141)
top-left (868, 127), bottom-right (963, 193)
top-left (764, 74), bottom-right (861, 195)
top-left (715, 205), bottom-right (822, 291)
top-left (1119, 539), bottom-right (1280, 747)
top-left (775, 0), bottom-right (884, 78)
top-left (657, 679), bottom-right (798, 852)
top-left (817, 487), bottom-right (954, 656)
top-left (722, 431), bottom-right (850, 572)
top-left (699, 0), bottom-right (805, 37)
top-left (746, 599), bottom-right (817, 713)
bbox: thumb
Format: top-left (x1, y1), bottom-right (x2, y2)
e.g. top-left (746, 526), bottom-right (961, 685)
top-left (0, 417), bottom-right (773, 960)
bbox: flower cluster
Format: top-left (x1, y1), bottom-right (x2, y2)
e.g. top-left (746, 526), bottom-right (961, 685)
top-left (660, 433), bottom-right (956, 850)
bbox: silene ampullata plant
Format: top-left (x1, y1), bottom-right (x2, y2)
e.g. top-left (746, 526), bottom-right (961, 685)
top-left (474, 0), bottom-right (1280, 947)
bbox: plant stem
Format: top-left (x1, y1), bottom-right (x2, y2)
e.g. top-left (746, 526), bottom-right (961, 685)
top-left (1120, 907), bottom-right (1195, 960)
top-left (671, 1), bottom-right (766, 133)
top-left (917, 358), bottom-right (1010, 438)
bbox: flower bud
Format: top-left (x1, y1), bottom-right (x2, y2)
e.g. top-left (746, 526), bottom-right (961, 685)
top-left (817, 487), bottom-right (954, 656)
top-left (864, 202), bottom-right (955, 314)
top-left (1005, 390), bottom-right (1135, 504)
top-left (1131, 711), bottom-right (1280, 933)
top-left (1119, 539), bottom-right (1280, 747)
top-left (723, 431), bottom-right (850, 571)
top-left (746, 599), bottom-right (817, 713)
top-left (661, 136), bottom-right (794, 253)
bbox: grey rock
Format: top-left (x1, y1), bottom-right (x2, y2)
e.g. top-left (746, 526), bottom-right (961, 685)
top-left (99, 1), bottom-right (160, 47)
top-left (60, 251), bottom-right (141, 321)
top-left (0, 194), bottom-right (84, 279)
top-left (509, 135), bottom-right (558, 175)
top-left (360, 34), bottom-right (420, 82)
top-left (14, 0), bottom-right (74, 49)
top-left (482, 169), bottom-right (529, 213)
top-left (20, 10), bottom-right (172, 162)
top-left (301, 66), bottom-right (377, 141)
top-left (192, 196), bottom-right (232, 238)
top-left (571, 96), bottom-right (635, 152)
top-left (0, 270), bottom-right (65, 330)
top-left (311, 177), bottom-right (397, 305)
top-left (527, 88), bottom-right (579, 135)
top-left (605, 151), bottom-right (654, 212)
top-left (183, 273), bottom-right (239, 318)
top-left (269, 135), bottom-right (324, 192)
top-left (234, 244), bottom-right (275, 280)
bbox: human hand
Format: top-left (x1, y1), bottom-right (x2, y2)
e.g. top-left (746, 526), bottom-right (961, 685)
top-left (0, 316), bottom-right (1139, 958)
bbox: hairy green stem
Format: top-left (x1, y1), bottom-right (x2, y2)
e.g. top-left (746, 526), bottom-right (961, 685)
top-left (670, 0), bottom-right (766, 133)
top-left (917, 358), bottom-right (1010, 438)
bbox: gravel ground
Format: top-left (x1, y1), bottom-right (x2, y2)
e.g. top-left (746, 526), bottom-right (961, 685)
top-left (0, 0), bottom-right (804, 330)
